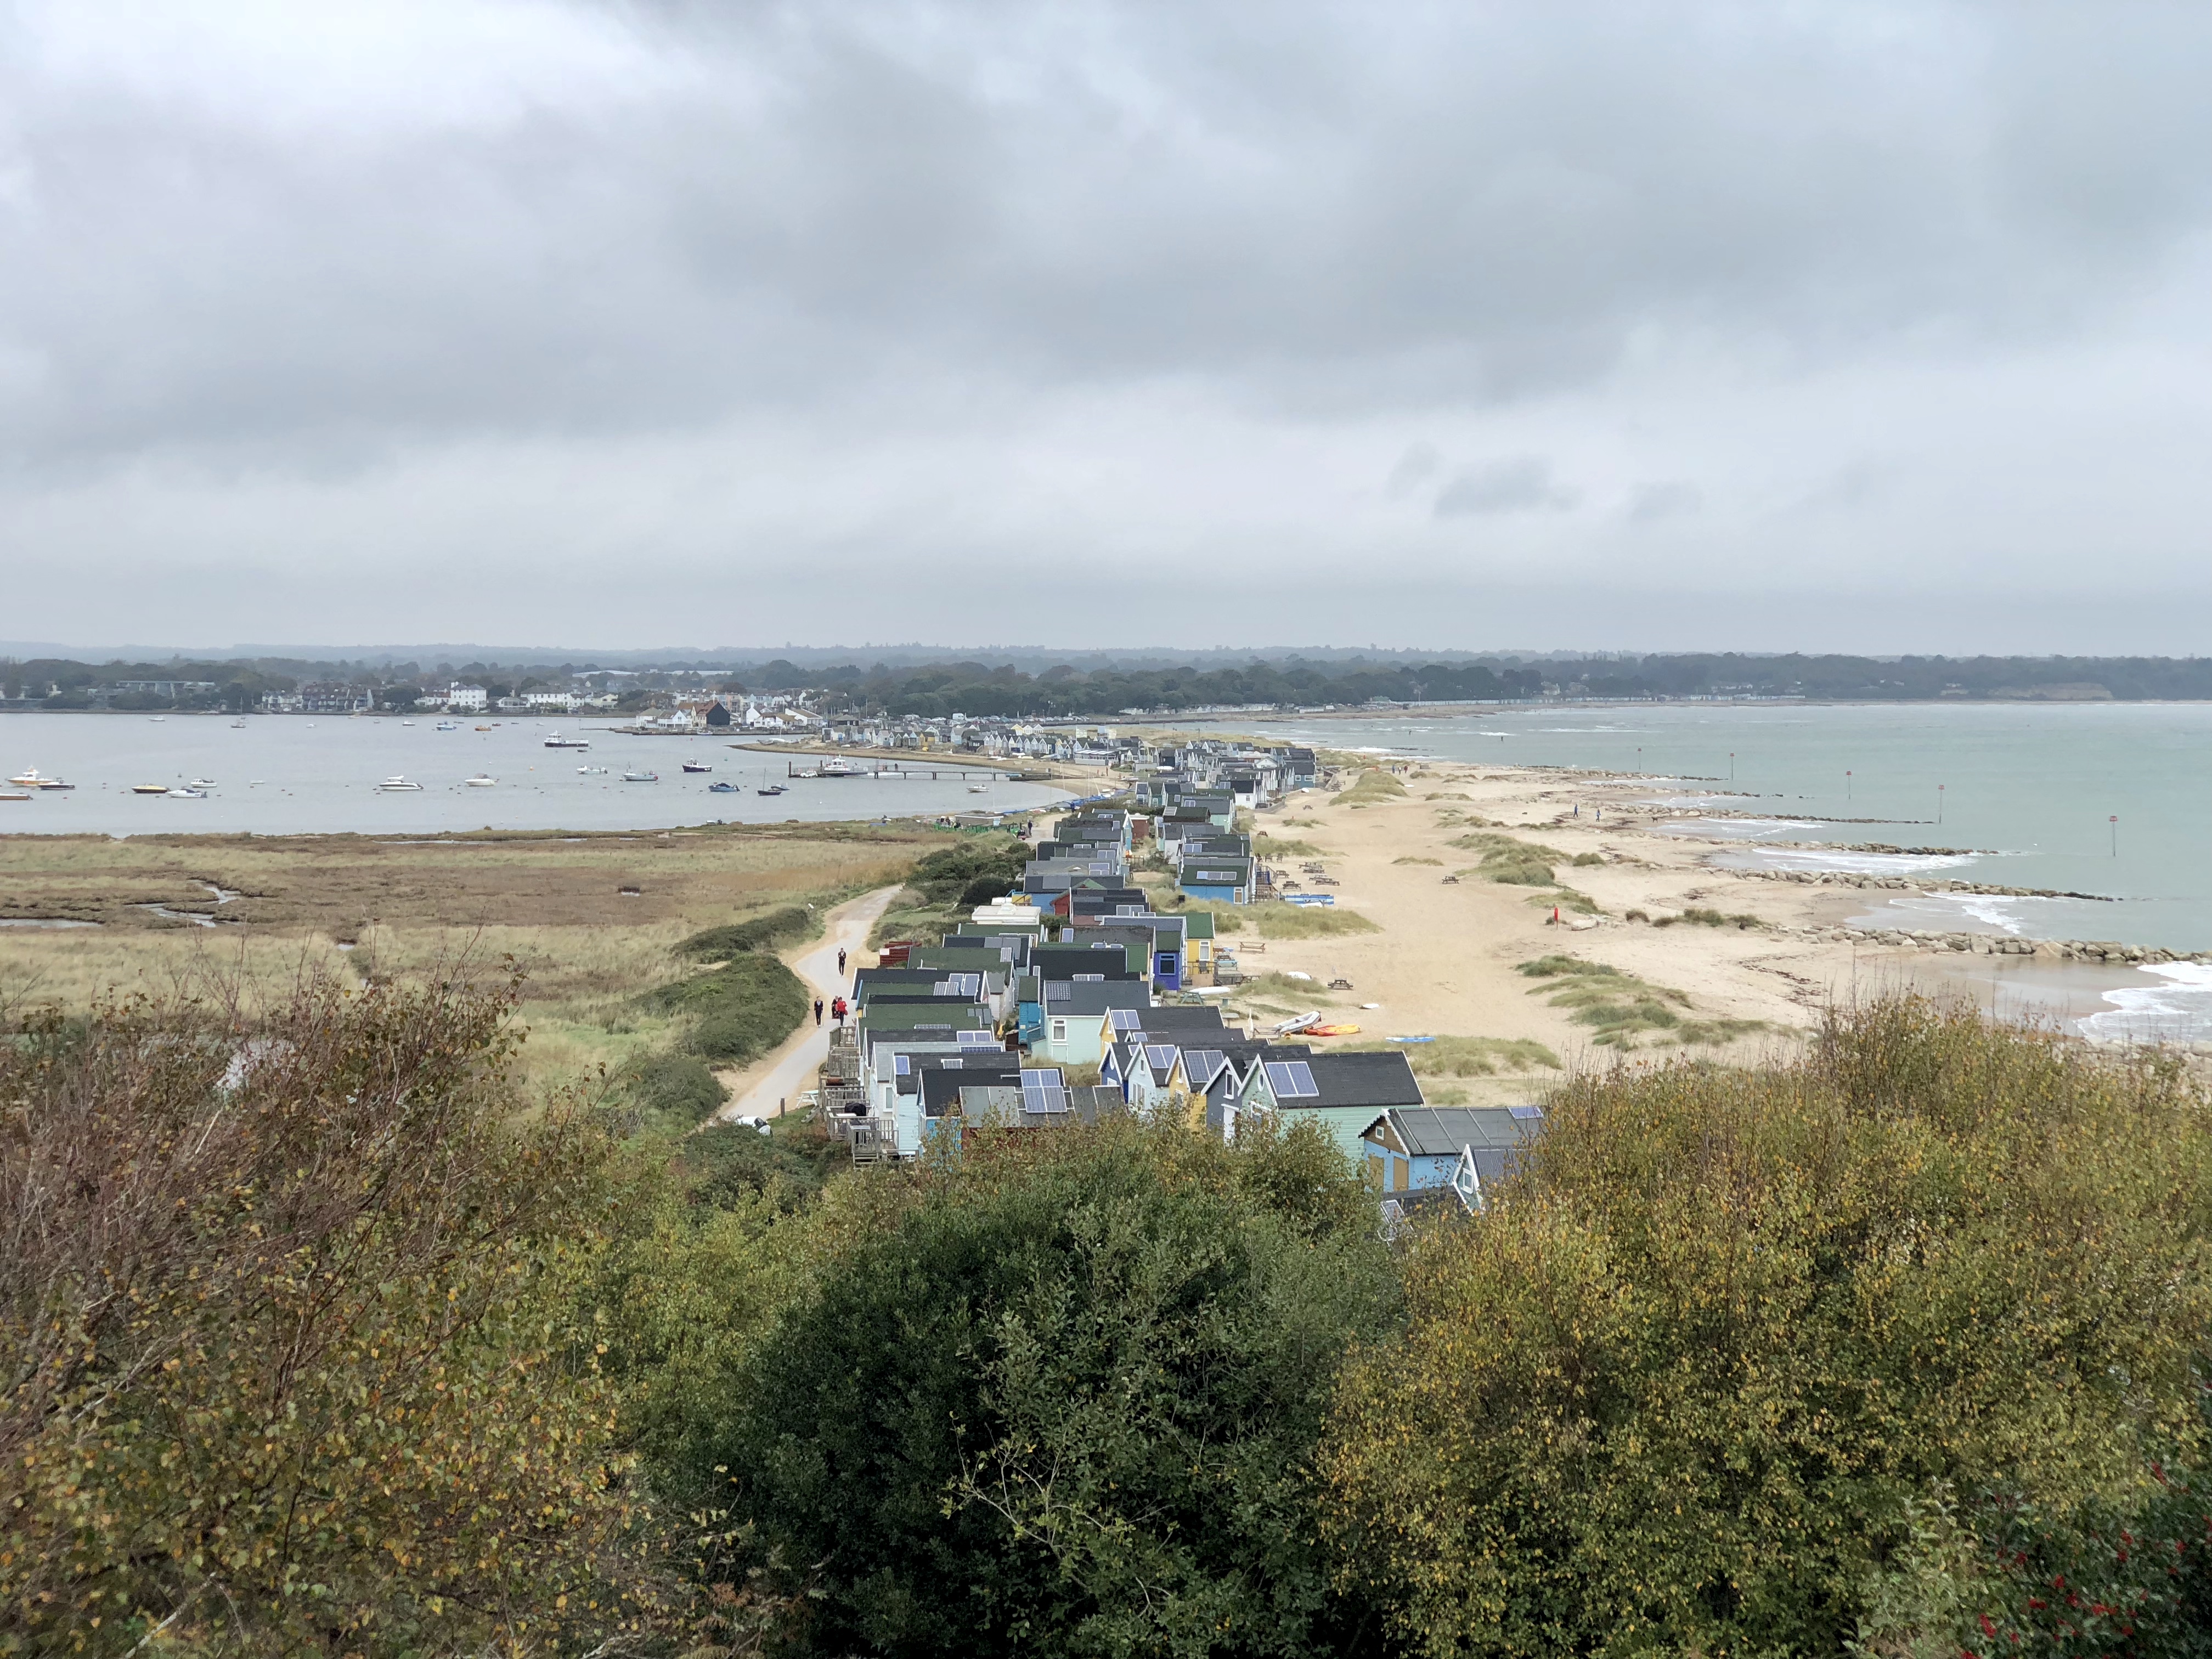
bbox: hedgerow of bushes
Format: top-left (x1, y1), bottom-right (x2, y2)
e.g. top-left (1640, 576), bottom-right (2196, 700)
top-left (13, 989), bottom-right (2212, 1658)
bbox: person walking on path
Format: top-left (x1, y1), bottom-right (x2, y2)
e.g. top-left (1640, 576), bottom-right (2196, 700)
top-left (832, 996), bottom-right (848, 1025)
top-left (812, 997), bottom-right (825, 1026)
top-left (837, 947), bottom-right (848, 975)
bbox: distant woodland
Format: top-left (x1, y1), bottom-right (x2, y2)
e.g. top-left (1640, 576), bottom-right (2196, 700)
top-left (10, 650), bottom-right (2212, 714)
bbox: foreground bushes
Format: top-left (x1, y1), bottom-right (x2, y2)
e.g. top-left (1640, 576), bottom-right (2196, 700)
top-left (0, 979), bottom-right (643, 1656)
top-left (9, 988), bottom-right (2209, 1658)
top-left (683, 1119), bottom-right (1402, 1659)
top-left (1321, 999), bottom-right (2212, 1659)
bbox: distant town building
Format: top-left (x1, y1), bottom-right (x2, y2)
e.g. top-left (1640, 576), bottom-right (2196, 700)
top-left (293, 682), bottom-right (374, 714)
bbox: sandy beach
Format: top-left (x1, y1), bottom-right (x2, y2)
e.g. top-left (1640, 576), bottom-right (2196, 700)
top-left (1173, 759), bottom-right (2212, 1105)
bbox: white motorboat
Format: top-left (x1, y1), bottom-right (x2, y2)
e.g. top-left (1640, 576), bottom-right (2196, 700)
top-left (577, 765), bottom-right (608, 775)
top-left (817, 756), bottom-right (861, 777)
top-left (230, 718), bottom-right (248, 729)
top-left (436, 720), bottom-right (460, 731)
top-left (166, 787), bottom-right (208, 799)
top-left (8, 769), bottom-right (74, 790)
top-left (401, 719), bottom-right (415, 726)
top-left (544, 732), bottom-right (590, 749)
top-left (621, 770), bottom-right (659, 783)
top-left (187, 778), bottom-right (217, 789)
top-left (465, 774), bottom-right (496, 787)
top-left (376, 776), bottom-right (425, 792)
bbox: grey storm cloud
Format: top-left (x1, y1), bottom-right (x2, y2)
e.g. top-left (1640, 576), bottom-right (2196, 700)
top-left (1435, 458), bottom-right (1579, 517)
top-left (3, 0), bottom-right (2212, 650)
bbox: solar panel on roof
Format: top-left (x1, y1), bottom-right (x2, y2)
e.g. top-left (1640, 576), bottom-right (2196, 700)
top-left (1508, 1104), bottom-right (1545, 1120)
top-left (1020, 1069), bottom-right (1069, 1115)
top-left (1108, 1009), bottom-right (1142, 1032)
top-left (1263, 1060), bottom-right (1318, 1098)
top-left (957, 1029), bottom-right (998, 1047)
top-left (893, 1054), bottom-right (911, 1076)
top-left (1143, 1045), bottom-right (1178, 1073)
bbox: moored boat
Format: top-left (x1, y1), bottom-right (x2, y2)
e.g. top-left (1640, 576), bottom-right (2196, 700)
top-left (682, 761), bottom-right (713, 773)
top-left (376, 776), bottom-right (425, 792)
top-left (131, 783), bottom-right (169, 795)
top-left (0, 789), bottom-right (30, 802)
top-left (165, 787), bottom-right (208, 799)
top-left (544, 732), bottom-right (590, 749)
top-left (8, 769), bottom-right (74, 790)
top-left (707, 781), bottom-right (740, 793)
top-left (465, 774), bottom-right (496, 787)
top-left (621, 770), bottom-right (659, 783)
top-left (758, 784), bottom-right (788, 796)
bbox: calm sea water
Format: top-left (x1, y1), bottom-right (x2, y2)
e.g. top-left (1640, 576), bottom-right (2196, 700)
top-left (0, 714), bottom-right (1064, 837)
top-left (1272, 703), bottom-right (2212, 1042)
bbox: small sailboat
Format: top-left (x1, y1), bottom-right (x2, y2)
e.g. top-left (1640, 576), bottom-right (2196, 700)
top-left (621, 769), bottom-right (659, 783)
top-left (376, 776), bottom-right (425, 792)
top-left (758, 783), bottom-right (788, 796)
top-left (465, 774), bottom-right (496, 787)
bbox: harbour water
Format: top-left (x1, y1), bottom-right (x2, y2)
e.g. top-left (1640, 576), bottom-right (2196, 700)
top-left (1268, 702), bottom-right (2212, 1041)
top-left (0, 714), bottom-right (1065, 836)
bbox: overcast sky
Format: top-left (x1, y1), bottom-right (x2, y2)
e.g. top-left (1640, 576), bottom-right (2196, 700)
top-left (5, 1), bottom-right (2210, 655)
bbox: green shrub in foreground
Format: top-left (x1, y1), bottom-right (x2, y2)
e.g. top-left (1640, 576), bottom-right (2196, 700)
top-left (693, 1118), bottom-right (1402, 1658)
top-left (1321, 997), bottom-right (2212, 1659)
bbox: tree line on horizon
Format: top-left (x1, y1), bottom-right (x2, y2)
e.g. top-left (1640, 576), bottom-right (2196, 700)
top-left (11, 650), bottom-right (2212, 714)
top-left (7, 972), bottom-right (2212, 1658)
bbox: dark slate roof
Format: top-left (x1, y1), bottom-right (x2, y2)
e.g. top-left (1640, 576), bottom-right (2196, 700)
top-left (921, 1059), bottom-right (1023, 1116)
top-left (1298, 1051), bottom-right (1425, 1109)
top-left (1181, 860), bottom-right (1252, 887)
top-left (1042, 980), bottom-right (1151, 1017)
top-left (1122, 1004), bottom-right (1226, 1034)
top-left (1379, 1105), bottom-right (1546, 1158)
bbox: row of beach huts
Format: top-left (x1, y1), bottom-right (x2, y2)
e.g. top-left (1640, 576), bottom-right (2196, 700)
top-left (818, 781), bottom-right (1542, 1226)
